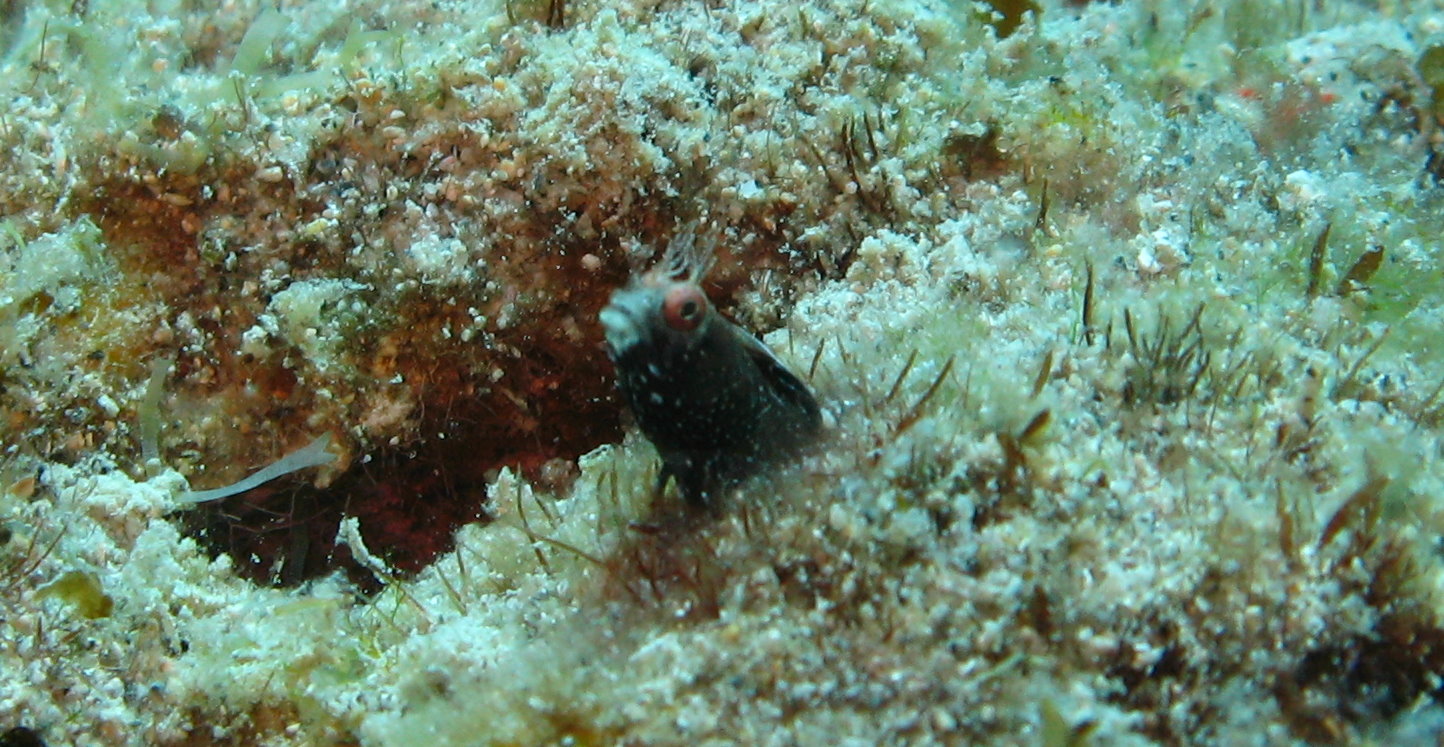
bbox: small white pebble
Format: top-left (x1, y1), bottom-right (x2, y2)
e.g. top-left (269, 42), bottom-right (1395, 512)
top-left (96, 394), bottom-right (120, 417)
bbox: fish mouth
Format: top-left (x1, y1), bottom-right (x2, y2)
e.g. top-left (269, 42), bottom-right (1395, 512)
top-left (600, 291), bottom-right (649, 355)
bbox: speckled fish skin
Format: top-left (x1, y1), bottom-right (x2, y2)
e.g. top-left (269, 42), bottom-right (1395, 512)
top-left (601, 249), bottom-right (821, 504)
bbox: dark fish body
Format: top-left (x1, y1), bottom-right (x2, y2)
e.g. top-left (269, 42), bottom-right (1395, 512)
top-left (601, 248), bottom-right (820, 504)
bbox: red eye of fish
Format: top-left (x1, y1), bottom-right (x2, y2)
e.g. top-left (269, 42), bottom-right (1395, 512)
top-left (662, 284), bottom-right (707, 331)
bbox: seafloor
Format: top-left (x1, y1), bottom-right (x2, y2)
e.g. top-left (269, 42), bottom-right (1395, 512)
top-left (3, 0), bottom-right (1444, 744)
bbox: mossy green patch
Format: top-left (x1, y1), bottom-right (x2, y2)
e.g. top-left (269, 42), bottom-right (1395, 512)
top-left (36, 570), bottom-right (113, 619)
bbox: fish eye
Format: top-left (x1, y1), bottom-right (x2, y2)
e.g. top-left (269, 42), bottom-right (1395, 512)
top-left (662, 284), bottom-right (707, 331)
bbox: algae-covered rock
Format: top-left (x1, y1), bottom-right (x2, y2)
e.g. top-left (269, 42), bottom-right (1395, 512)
top-left (2, 0), bottom-right (1443, 744)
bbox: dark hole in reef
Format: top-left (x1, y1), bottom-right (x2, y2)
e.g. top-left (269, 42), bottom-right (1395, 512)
top-left (178, 340), bottom-right (624, 591)
top-left (180, 441), bottom-right (485, 591)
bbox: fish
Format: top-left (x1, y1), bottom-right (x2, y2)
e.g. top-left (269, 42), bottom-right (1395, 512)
top-left (600, 234), bottom-right (821, 504)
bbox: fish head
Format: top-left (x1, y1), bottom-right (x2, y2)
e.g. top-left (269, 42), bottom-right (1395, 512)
top-left (600, 272), bottom-right (715, 364)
